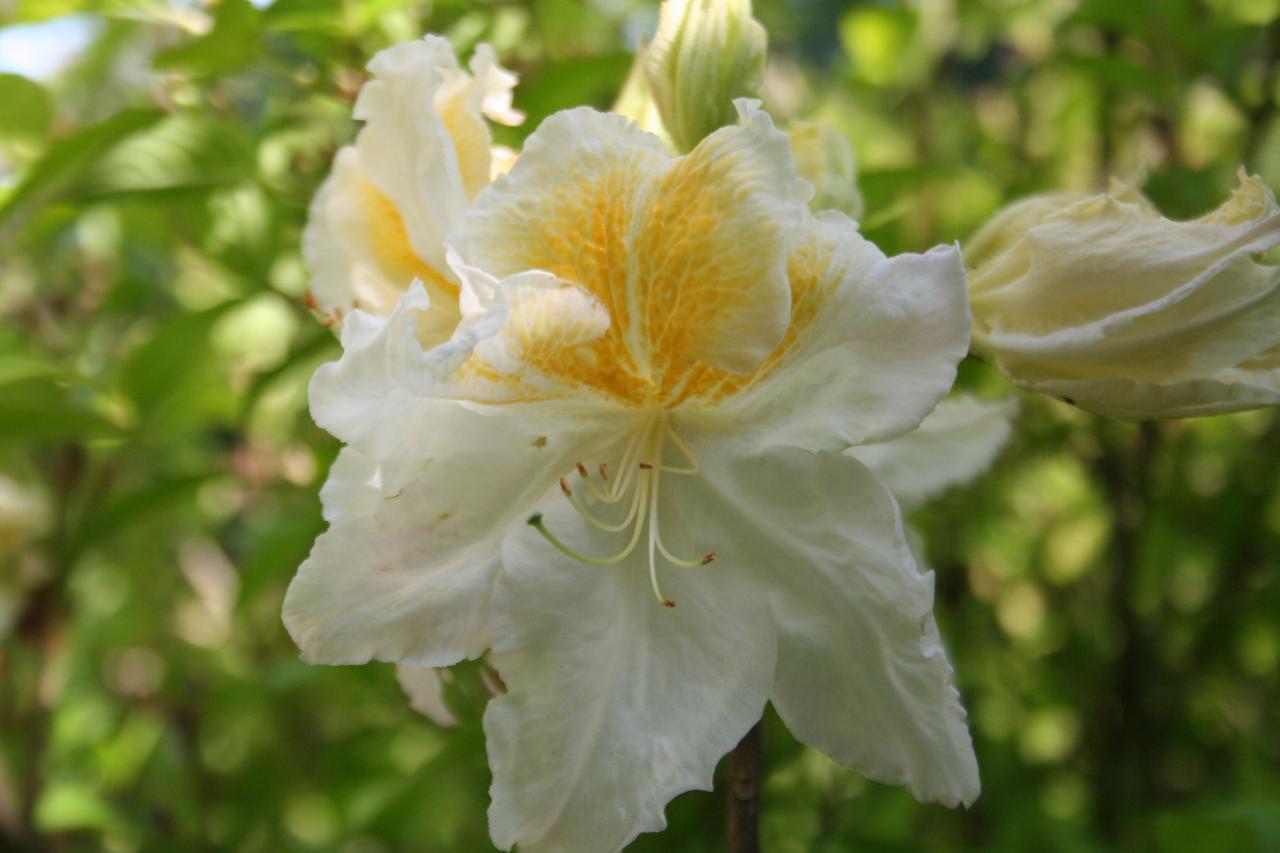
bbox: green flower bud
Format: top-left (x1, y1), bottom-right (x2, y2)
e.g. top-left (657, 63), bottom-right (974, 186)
top-left (644, 0), bottom-right (768, 152)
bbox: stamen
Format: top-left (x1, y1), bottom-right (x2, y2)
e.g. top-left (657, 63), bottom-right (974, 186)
top-left (660, 419), bottom-right (701, 475)
top-left (527, 479), bottom-right (650, 566)
top-left (603, 425), bottom-right (647, 502)
top-left (646, 462), bottom-right (675, 608)
top-left (533, 413), bottom-right (714, 609)
top-left (565, 474), bottom-right (646, 532)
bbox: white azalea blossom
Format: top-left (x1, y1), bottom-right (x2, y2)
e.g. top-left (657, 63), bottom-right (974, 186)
top-left (303, 35), bottom-right (524, 342)
top-left (968, 170), bottom-right (1280, 419)
top-left (285, 94), bottom-right (977, 852)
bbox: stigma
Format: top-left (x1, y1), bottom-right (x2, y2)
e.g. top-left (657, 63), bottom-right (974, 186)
top-left (526, 413), bottom-right (714, 607)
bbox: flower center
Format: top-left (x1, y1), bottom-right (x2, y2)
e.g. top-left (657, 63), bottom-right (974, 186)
top-left (526, 412), bottom-right (715, 607)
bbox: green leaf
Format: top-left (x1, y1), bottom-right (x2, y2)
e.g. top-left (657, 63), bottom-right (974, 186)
top-left (0, 72), bottom-right (53, 151)
top-left (0, 108), bottom-right (162, 225)
top-left (0, 377), bottom-right (124, 443)
top-left (154, 0), bottom-right (262, 77)
top-left (76, 113), bottom-right (255, 198)
top-left (117, 300), bottom-right (242, 418)
top-left (69, 474), bottom-right (209, 557)
top-left (0, 352), bottom-right (61, 385)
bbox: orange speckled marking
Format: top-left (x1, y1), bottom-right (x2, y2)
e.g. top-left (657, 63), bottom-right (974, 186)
top-left (359, 180), bottom-right (458, 299)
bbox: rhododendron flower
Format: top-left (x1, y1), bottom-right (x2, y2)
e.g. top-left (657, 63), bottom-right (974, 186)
top-left (285, 96), bottom-right (977, 851)
top-left (303, 36), bottom-right (523, 341)
top-left (967, 171), bottom-right (1280, 419)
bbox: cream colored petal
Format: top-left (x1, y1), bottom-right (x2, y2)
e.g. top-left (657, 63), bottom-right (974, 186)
top-left (308, 283), bottom-right (505, 465)
top-left (303, 148), bottom-right (402, 317)
top-left (318, 446), bottom-right (383, 524)
top-left (629, 99), bottom-right (808, 376)
top-left (396, 665), bottom-right (458, 727)
top-left (474, 275), bottom-right (611, 376)
top-left (283, 401), bottom-right (625, 666)
top-left (1019, 368), bottom-right (1279, 419)
top-left (485, 472), bottom-right (775, 853)
top-left (354, 35), bottom-right (471, 275)
top-left (847, 395), bottom-right (1018, 512)
top-left (304, 148), bottom-right (461, 344)
top-left (678, 441), bottom-right (979, 808)
top-left (457, 101), bottom-right (808, 406)
top-left (969, 171), bottom-right (1280, 418)
top-left (470, 43), bottom-right (525, 127)
top-left (697, 210), bottom-right (970, 452)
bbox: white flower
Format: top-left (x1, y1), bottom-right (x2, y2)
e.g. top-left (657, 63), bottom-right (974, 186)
top-left (285, 98), bottom-right (976, 851)
top-left (303, 35), bottom-right (523, 343)
top-left (968, 170), bottom-right (1280, 419)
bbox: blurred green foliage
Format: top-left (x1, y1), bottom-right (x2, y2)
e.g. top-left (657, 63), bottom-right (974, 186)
top-left (0, 0), bottom-right (1278, 851)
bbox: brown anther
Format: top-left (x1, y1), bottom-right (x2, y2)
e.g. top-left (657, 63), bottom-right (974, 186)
top-left (559, 477), bottom-right (572, 496)
top-left (638, 462), bottom-right (654, 470)
top-left (304, 292), bottom-right (318, 310)
top-left (662, 598), bottom-right (676, 608)
top-left (576, 461), bottom-right (589, 478)
top-left (598, 462), bottom-right (609, 480)
top-left (701, 552), bottom-right (718, 565)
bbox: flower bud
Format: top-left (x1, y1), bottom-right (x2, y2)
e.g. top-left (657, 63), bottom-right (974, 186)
top-left (788, 120), bottom-right (863, 219)
top-left (967, 170), bottom-right (1280, 419)
top-left (644, 0), bottom-right (767, 152)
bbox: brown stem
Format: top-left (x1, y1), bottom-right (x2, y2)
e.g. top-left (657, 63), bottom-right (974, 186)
top-left (1091, 420), bottom-right (1160, 846)
top-left (727, 720), bottom-right (763, 853)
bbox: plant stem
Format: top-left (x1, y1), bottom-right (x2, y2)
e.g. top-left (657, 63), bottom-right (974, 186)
top-left (727, 720), bottom-right (763, 853)
top-left (1091, 420), bottom-right (1160, 845)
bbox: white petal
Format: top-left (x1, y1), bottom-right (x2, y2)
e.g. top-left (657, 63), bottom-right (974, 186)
top-left (702, 211), bottom-right (971, 452)
top-left (303, 147), bottom-right (409, 319)
top-left (470, 43), bottom-right (525, 127)
top-left (396, 665), bottom-right (458, 727)
top-left (485, 480), bottom-right (775, 853)
top-left (678, 439), bottom-right (979, 807)
top-left (1022, 369), bottom-right (1280, 419)
top-left (308, 282), bottom-right (508, 464)
top-left (968, 171), bottom-right (1280, 418)
top-left (319, 446), bottom-right (383, 524)
top-left (283, 403), bottom-right (623, 666)
top-left (456, 103), bottom-right (808, 398)
top-left (355, 36), bottom-right (472, 275)
top-left (847, 395), bottom-right (1018, 511)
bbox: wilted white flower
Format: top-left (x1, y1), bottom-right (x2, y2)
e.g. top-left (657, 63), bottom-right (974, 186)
top-left (304, 36), bottom-right (523, 342)
top-left (286, 91), bottom-right (977, 852)
top-left (968, 171), bottom-right (1280, 419)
